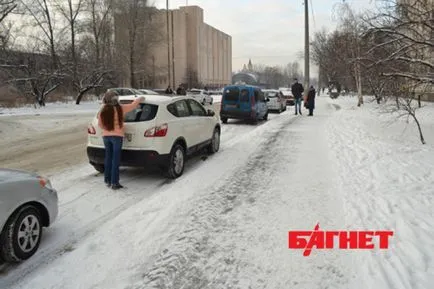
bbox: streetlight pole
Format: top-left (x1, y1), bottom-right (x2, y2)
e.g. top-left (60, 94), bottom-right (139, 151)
top-left (304, 0), bottom-right (310, 97)
top-left (166, 0), bottom-right (171, 87)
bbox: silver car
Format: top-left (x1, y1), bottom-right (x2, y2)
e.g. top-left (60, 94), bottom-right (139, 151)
top-left (0, 169), bottom-right (58, 263)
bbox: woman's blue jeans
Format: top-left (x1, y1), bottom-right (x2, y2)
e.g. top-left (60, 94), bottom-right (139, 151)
top-left (103, 136), bottom-right (123, 185)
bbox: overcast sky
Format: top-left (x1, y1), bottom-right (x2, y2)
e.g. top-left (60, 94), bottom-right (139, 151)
top-left (153, 0), bottom-right (376, 75)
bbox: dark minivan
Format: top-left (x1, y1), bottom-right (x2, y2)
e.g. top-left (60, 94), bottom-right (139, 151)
top-left (220, 85), bottom-right (268, 123)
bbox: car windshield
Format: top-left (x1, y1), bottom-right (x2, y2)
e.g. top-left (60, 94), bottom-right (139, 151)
top-left (124, 103), bottom-right (159, 122)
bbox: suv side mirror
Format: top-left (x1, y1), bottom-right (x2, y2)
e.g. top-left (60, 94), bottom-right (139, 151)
top-left (207, 109), bottom-right (215, 116)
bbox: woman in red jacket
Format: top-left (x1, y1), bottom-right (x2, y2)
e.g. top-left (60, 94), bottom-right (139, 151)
top-left (98, 91), bottom-right (145, 189)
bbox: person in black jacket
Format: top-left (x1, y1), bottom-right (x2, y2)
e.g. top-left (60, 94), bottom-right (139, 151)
top-left (306, 86), bottom-right (316, 116)
top-left (165, 86), bottom-right (173, 94)
top-left (176, 84), bottom-right (186, 95)
top-left (291, 78), bottom-right (304, 115)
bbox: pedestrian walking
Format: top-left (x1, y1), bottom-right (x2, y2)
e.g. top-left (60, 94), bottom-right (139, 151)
top-left (291, 78), bottom-right (304, 115)
top-left (98, 91), bottom-right (145, 190)
top-left (306, 85), bottom-right (316, 116)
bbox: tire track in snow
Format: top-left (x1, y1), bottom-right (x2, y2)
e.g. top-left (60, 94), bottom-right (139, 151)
top-left (129, 102), bottom-right (349, 289)
top-left (128, 118), bottom-right (297, 289)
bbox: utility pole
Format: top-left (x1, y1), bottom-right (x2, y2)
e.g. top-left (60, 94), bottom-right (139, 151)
top-left (152, 55), bottom-right (155, 88)
top-left (166, 0), bottom-right (171, 87)
top-left (304, 0), bottom-right (310, 97)
top-left (171, 10), bottom-right (176, 89)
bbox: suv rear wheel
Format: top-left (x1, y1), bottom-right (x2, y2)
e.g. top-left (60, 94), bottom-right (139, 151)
top-left (0, 205), bottom-right (43, 262)
top-left (92, 164), bottom-right (104, 173)
top-left (207, 128), bottom-right (220, 154)
top-left (166, 144), bottom-right (185, 179)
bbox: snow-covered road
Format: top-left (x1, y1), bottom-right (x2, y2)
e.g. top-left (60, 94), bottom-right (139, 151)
top-left (1, 96), bottom-right (433, 289)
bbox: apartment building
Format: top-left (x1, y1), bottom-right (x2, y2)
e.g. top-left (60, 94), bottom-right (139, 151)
top-left (397, 0), bottom-right (434, 100)
top-left (114, 5), bottom-right (232, 89)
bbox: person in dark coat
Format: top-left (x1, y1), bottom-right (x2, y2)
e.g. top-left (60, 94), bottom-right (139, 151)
top-left (306, 85), bottom-right (316, 116)
top-left (176, 84), bottom-right (186, 95)
top-left (165, 86), bottom-right (173, 94)
top-left (291, 78), bottom-right (304, 115)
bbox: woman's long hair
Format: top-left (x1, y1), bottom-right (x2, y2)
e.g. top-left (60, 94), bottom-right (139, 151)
top-left (100, 91), bottom-right (123, 131)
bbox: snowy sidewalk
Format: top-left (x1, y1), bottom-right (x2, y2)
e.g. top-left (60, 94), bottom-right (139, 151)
top-left (130, 99), bottom-right (354, 288)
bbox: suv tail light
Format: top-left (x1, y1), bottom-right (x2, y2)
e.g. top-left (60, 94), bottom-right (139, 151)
top-left (88, 125), bottom-right (96, 135)
top-left (144, 123), bottom-right (168, 137)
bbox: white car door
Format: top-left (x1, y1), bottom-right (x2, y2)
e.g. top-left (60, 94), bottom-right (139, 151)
top-left (172, 99), bottom-right (200, 148)
top-left (186, 99), bottom-right (213, 143)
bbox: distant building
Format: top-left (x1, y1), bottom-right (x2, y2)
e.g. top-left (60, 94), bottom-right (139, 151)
top-left (232, 59), bottom-right (270, 88)
top-left (114, 5), bottom-right (232, 89)
top-left (396, 0), bottom-right (433, 100)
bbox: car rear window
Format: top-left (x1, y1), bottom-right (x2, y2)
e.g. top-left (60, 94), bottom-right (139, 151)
top-left (124, 103), bottom-right (158, 122)
top-left (240, 89), bottom-right (250, 102)
top-left (266, 92), bottom-right (278, 98)
top-left (223, 87), bottom-right (239, 102)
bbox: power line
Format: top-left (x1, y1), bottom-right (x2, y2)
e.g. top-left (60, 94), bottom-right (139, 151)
top-left (309, 0), bottom-right (316, 30)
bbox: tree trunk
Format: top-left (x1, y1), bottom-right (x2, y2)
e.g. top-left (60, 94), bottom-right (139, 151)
top-left (75, 90), bottom-right (85, 105)
top-left (356, 65), bottom-right (363, 106)
top-left (44, 0), bottom-right (57, 69)
top-left (410, 111), bottom-right (426, 144)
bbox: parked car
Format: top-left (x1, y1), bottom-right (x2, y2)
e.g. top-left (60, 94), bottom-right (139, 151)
top-left (138, 89), bottom-right (160, 95)
top-left (152, 89), bottom-right (169, 95)
top-left (107, 87), bottom-right (143, 96)
top-left (0, 169), bottom-right (58, 263)
top-left (187, 89), bottom-right (213, 105)
top-left (329, 88), bottom-right (339, 99)
top-left (279, 89), bottom-right (295, 105)
top-left (87, 95), bottom-right (221, 179)
top-left (263, 89), bottom-right (286, 113)
top-left (220, 85), bottom-right (269, 124)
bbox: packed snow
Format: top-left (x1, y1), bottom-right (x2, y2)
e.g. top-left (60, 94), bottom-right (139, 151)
top-left (0, 95), bottom-right (433, 289)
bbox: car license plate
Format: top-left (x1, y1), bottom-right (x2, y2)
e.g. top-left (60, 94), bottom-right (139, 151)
top-left (226, 104), bottom-right (236, 108)
top-left (125, 133), bottom-right (133, 142)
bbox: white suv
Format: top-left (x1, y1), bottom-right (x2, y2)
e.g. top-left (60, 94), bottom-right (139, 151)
top-left (87, 95), bottom-right (221, 178)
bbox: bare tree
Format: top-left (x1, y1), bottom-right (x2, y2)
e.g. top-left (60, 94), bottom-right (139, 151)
top-left (0, 0), bottom-right (16, 49)
top-left (0, 0), bottom-right (16, 24)
top-left (365, 0), bottom-right (433, 92)
top-left (18, 0), bottom-right (59, 69)
top-left (85, 0), bottom-right (113, 68)
top-left (362, 0), bottom-right (433, 144)
top-left (1, 45), bottom-right (65, 106)
top-left (54, 0), bottom-right (84, 84)
top-left (382, 80), bottom-right (428, 144)
top-left (114, 0), bottom-right (164, 87)
top-left (335, 2), bottom-right (366, 106)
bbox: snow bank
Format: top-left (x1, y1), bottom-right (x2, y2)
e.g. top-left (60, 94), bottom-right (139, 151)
top-left (0, 101), bottom-right (101, 117)
top-left (326, 96), bottom-right (434, 289)
top-left (328, 95), bottom-right (434, 146)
